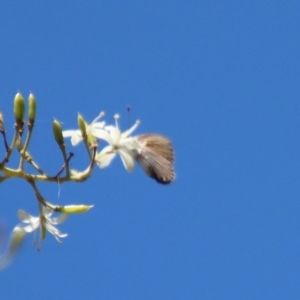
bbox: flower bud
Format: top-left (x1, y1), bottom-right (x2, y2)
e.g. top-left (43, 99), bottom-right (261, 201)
top-left (60, 204), bottom-right (94, 214)
top-left (52, 120), bottom-right (64, 145)
top-left (87, 133), bottom-right (98, 149)
top-left (28, 93), bottom-right (36, 124)
top-left (77, 114), bottom-right (87, 138)
top-left (14, 92), bottom-right (25, 123)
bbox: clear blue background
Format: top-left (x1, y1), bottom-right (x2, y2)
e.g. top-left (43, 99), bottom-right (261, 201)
top-left (0, 1), bottom-right (299, 299)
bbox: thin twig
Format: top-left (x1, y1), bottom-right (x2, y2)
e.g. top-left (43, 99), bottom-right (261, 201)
top-left (15, 140), bottom-right (45, 175)
top-left (54, 152), bottom-right (74, 178)
top-left (0, 125), bottom-right (19, 166)
top-left (26, 178), bottom-right (58, 211)
top-left (0, 129), bottom-right (9, 152)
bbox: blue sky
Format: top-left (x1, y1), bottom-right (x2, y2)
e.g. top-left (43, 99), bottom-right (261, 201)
top-left (0, 1), bottom-right (299, 299)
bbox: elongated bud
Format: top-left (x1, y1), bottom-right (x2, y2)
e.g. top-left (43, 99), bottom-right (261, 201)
top-left (87, 133), bottom-right (98, 149)
top-left (14, 93), bottom-right (25, 123)
top-left (77, 114), bottom-right (87, 137)
top-left (60, 204), bottom-right (94, 214)
top-left (28, 93), bottom-right (36, 124)
top-left (52, 120), bottom-right (64, 145)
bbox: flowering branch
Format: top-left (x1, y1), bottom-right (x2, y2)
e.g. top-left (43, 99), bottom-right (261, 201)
top-left (0, 92), bottom-right (175, 270)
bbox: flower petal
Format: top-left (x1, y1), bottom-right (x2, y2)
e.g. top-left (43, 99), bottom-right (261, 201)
top-left (62, 130), bottom-right (83, 145)
top-left (43, 207), bottom-right (54, 217)
top-left (44, 222), bottom-right (65, 236)
top-left (17, 210), bottom-right (36, 223)
top-left (22, 222), bottom-right (40, 233)
top-left (44, 223), bottom-right (67, 241)
top-left (96, 146), bottom-right (116, 168)
top-left (121, 120), bottom-right (140, 139)
top-left (118, 149), bottom-right (135, 172)
top-left (62, 130), bottom-right (77, 138)
top-left (90, 128), bottom-right (114, 145)
top-left (89, 121), bottom-right (105, 130)
top-left (50, 213), bottom-right (69, 225)
top-left (119, 137), bottom-right (139, 152)
top-left (105, 126), bottom-right (121, 142)
top-left (70, 132), bottom-right (83, 146)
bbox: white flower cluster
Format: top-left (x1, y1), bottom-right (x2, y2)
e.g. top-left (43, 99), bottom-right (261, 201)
top-left (62, 113), bottom-right (142, 172)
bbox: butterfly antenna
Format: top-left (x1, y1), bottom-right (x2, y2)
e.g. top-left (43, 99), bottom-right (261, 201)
top-left (127, 105), bottom-right (131, 129)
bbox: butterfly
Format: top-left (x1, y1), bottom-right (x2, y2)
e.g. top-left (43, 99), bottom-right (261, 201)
top-left (135, 134), bottom-right (175, 184)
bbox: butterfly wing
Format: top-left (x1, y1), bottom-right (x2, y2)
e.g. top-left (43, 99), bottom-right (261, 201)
top-left (135, 134), bottom-right (175, 184)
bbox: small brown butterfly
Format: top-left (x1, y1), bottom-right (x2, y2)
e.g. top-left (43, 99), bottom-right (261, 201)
top-left (135, 134), bottom-right (175, 184)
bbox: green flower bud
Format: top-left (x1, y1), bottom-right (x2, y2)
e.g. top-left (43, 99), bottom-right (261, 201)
top-left (14, 92), bottom-right (25, 123)
top-left (87, 133), bottom-right (98, 149)
top-left (60, 204), bottom-right (94, 214)
top-left (28, 93), bottom-right (36, 124)
top-left (77, 114), bottom-right (87, 138)
top-left (52, 119), bottom-right (64, 145)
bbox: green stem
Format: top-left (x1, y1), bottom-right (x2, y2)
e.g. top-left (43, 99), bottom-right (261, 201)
top-left (19, 123), bottom-right (34, 170)
top-left (0, 126), bottom-right (19, 166)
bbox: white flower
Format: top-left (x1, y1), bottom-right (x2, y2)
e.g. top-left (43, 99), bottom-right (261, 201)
top-left (94, 114), bottom-right (140, 172)
top-left (17, 207), bottom-right (68, 244)
top-left (62, 112), bottom-right (105, 146)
